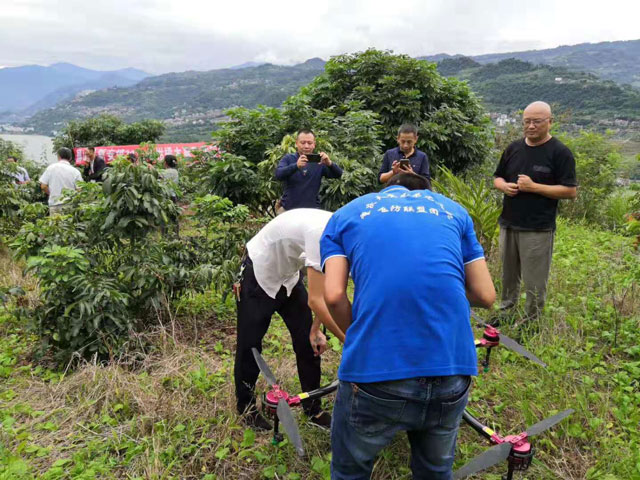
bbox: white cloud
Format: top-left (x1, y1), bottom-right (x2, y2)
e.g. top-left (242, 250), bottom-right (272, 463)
top-left (0, 0), bottom-right (638, 73)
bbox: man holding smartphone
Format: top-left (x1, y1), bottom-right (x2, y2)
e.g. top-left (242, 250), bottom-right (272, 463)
top-left (275, 129), bottom-right (343, 213)
top-left (379, 124), bottom-right (430, 183)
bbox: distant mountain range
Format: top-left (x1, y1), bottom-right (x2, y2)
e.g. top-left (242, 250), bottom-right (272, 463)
top-left (0, 63), bottom-right (149, 121)
top-left (422, 39), bottom-right (640, 88)
top-left (24, 59), bottom-right (326, 140)
top-left (7, 39), bottom-right (640, 141)
top-left (436, 57), bottom-right (640, 126)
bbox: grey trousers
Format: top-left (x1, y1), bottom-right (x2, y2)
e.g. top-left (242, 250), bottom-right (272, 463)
top-left (499, 227), bottom-right (555, 318)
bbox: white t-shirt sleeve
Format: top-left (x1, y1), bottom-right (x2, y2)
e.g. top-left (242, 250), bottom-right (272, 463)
top-left (39, 166), bottom-right (51, 185)
top-left (303, 228), bottom-right (323, 272)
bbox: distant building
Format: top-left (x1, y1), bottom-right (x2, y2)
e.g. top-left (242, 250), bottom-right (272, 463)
top-left (555, 77), bottom-right (563, 83)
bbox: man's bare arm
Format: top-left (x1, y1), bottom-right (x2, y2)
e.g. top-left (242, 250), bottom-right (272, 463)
top-left (307, 267), bottom-right (346, 343)
top-left (323, 257), bottom-right (352, 334)
top-left (517, 175), bottom-right (577, 199)
top-left (464, 259), bottom-right (496, 308)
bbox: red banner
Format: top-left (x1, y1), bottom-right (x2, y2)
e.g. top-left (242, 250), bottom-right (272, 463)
top-left (74, 143), bottom-right (218, 166)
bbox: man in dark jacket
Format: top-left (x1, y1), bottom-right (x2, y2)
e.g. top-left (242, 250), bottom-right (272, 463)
top-left (275, 129), bottom-right (342, 213)
top-left (83, 147), bottom-right (106, 182)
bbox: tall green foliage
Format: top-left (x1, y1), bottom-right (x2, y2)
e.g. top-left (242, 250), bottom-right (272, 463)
top-left (0, 157), bottom-right (47, 240)
top-left (212, 49), bottom-right (491, 214)
top-left (212, 105), bottom-right (382, 214)
top-left (300, 49), bottom-right (493, 172)
top-left (102, 158), bottom-right (180, 243)
top-left (9, 160), bottom-right (242, 363)
top-left (432, 166), bottom-right (502, 255)
top-left (52, 114), bottom-right (165, 153)
top-left (557, 131), bottom-right (621, 223)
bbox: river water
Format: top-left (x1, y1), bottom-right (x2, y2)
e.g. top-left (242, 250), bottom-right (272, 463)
top-left (0, 134), bottom-right (56, 164)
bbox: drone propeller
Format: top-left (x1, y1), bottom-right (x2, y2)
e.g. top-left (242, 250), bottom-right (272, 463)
top-left (453, 442), bottom-right (512, 479)
top-left (526, 408), bottom-right (574, 436)
top-left (470, 312), bottom-right (547, 368)
top-left (498, 333), bottom-right (547, 368)
top-left (252, 347), bottom-right (278, 386)
top-left (277, 398), bottom-right (305, 456)
top-left (251, 348), bottom-right (305, 457)
top-left (453, 409), bottom-right (574, 478)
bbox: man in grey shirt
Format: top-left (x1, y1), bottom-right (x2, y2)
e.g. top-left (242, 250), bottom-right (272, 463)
top-left (39, 148), bottom-right (83, 216)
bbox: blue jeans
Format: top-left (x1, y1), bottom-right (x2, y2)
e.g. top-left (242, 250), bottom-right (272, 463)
top-left (331, 375), bottom-right (471, 480)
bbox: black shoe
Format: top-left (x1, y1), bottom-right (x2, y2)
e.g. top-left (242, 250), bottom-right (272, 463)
top-left (242, 410), bottom-right (272, 431)
top-left (308, 410), bottom-right (331, 429)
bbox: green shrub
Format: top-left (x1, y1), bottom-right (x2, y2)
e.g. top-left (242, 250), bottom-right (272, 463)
top-left (0, 160), bottom-right (47, 241)
top-left (102, 158), bottom-right (180, 243)
top-left (26, 245), bottom-right (131, 360)
top-left (558, 131), bottom-right (620, 223)
top-left (432, 166), bottom-right (502, 256)
top-left (602, 190), bottom-right (637, 231)
top-left (10, 160), bottom-right (239, 363)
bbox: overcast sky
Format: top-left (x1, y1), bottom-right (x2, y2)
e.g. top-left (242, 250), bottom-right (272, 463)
top-left (1, 0), bottom-right (638, 74)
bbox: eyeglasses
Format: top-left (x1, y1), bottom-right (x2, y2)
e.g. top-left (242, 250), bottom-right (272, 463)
top-left (522, 118), bottom-right (550, 126)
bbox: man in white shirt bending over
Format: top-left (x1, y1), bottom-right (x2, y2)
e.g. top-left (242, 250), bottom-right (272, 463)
top-left (234, 208), bottom-right (344, 431)
top-left (39, 148), bottom-right (83, 216)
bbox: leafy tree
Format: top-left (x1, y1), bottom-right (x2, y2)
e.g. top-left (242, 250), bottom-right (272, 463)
top-left (102, 158), bottom-right (180, 244)
top-left (212, 49), bottom-right (491, 214)
top-left (0, 138), bottom-right (25, 162)
top-left (0, 156), bottom-right (47, 240)
top-left (52, 114), bottom-right (165, 153)
top-left (298, 49), bottom-right (493, 172)
top-left (557, 131), bottom-right (621, 223)
top-left (432, 166), bottom-right (502, 256)
top-left (213, 103), bottom-right (383, 214)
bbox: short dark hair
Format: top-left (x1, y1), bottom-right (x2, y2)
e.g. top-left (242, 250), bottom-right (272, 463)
top-left (386, 172), bottom-right (430, 191)
top-left (127, 153), bottom-right (138, 163)
top-left (87, 146), bottom-right (96, 153)
top-left (296, 128), bottom-right (315, 139)
top-left (397, 124), bottom-right (418, 136)
top-left (7, 155), bottom-right (18, 162)
top-left (58, 147), bottom-right (73, 161)
top-left (164, 154), bottom-right (177, 168)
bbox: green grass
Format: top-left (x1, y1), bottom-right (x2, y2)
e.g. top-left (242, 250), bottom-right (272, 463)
top-left (1, 219), bottom-right (639, 479)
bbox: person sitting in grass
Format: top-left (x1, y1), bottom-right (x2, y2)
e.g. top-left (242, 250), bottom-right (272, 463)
top-left (234, 208), bottom-right (345, 431)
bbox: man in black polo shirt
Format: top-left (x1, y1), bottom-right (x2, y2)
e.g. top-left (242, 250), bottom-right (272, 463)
top-left (275, 129), bottom-right (343, 212)
top-left (493, 101), bottom-right (577, 320)
top-left (379, 124), bottom-right (430, 183)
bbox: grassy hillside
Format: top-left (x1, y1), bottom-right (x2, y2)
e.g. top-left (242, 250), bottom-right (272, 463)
top-left (25, 53), bottom-right (640, 143)
top-left (437, 57), bottom-right (640, 126)
top-left (24, 60), bottom-right (326, 141)
top-left (1, 218), bottom-right (638, 479)
top-left (425, 39), bottom-right (640, 89)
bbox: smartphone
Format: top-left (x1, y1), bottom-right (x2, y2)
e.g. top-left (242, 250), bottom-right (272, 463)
top-left (399, 159), bottom-right (410, 168)
top-left (305, 153), bottom-right (322, 163)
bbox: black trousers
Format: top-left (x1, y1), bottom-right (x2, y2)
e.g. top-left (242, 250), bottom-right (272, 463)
top-left (234, 259), bottom-right (321, 415)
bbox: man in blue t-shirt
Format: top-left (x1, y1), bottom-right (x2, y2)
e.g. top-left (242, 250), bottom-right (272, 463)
top-left (379, 124), bottom-right (430, 184)
top-left (275, 129), bottom-right (343, 212)
top-left (321, 173), bottom-right (495, 480)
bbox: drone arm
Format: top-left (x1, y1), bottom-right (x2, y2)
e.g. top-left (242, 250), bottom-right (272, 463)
top-left (462, 409), bottom-right (504, 444)
top-left (288, 380), bottom-right (340, 406)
